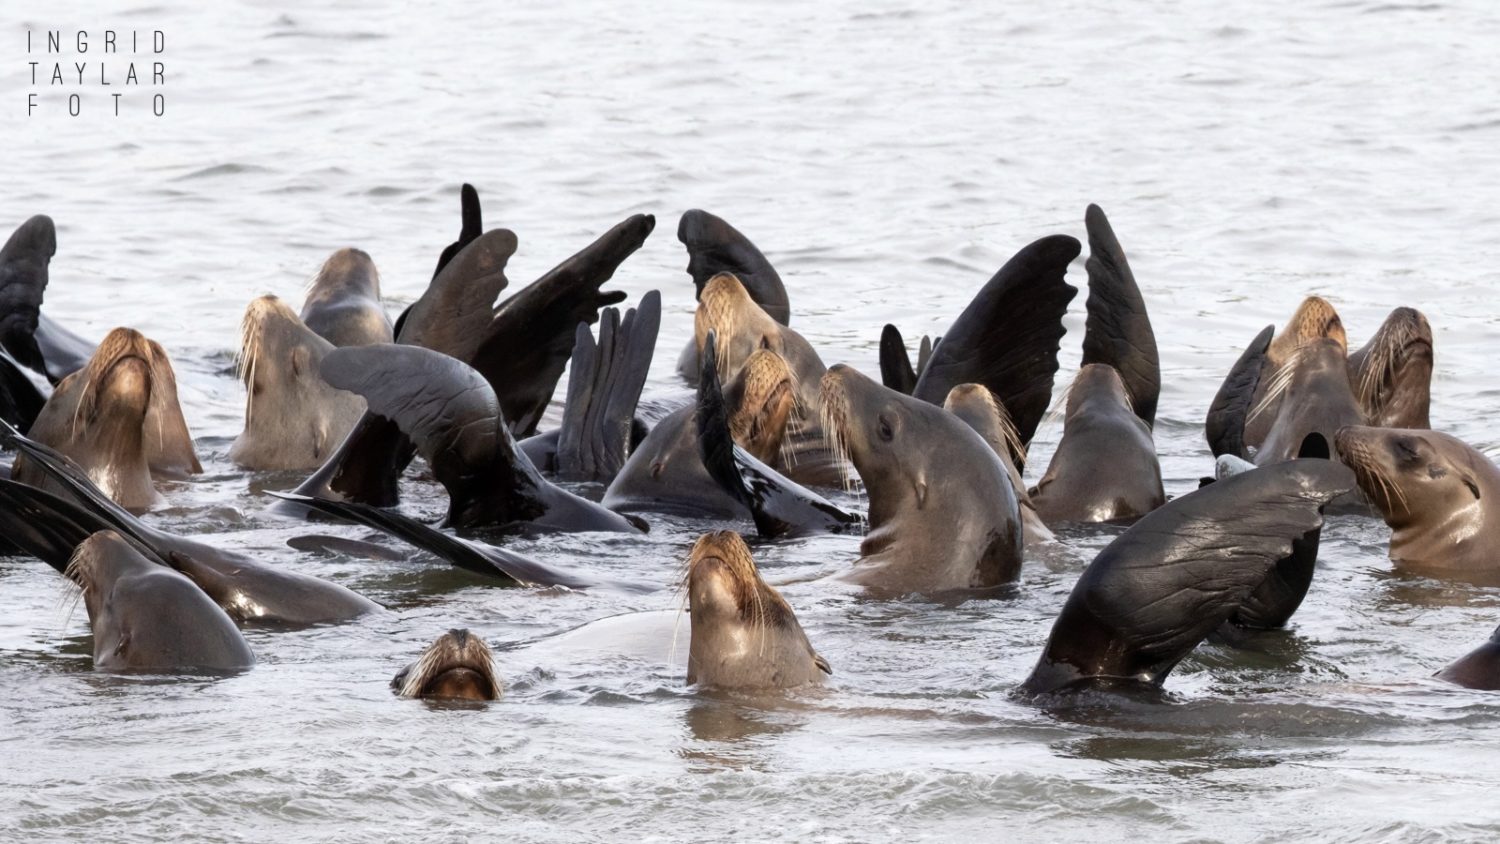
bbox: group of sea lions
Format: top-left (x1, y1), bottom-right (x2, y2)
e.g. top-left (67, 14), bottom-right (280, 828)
top-left (2, 188), bottom-right (1498, 705)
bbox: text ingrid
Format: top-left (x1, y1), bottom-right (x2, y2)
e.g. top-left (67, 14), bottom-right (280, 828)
top-left (26, 30), bottom-right (167, 117)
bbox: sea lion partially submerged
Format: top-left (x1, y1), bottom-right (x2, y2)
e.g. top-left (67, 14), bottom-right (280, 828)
top-left (941, 383), bottom-right (1052, 545)
top-left (1348, 307), bottom-right (1433, 430)
top-left (66, 530), bottom-right (254, 673)
top-left (230, 295), bottom-right (366, 471)
top-left (300, 248), bottom-right (393, 348)
top-left (393, 629), bottom-right (501, 701)
top-left (685, 531), bottom-right (829, 690)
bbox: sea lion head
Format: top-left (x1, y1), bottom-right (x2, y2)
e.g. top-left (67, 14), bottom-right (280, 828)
top-left (1269, 295), bottom-right (1346, 364)
top-left (64, 529), bottom-right (156, 625)
top-left (942, 382), bottom-right (1025, 468)
top-left (1334, 426), bottom-right (1484, 528)
top-left (723, 347), bottom-right (797, 464)
top-left (1352, 307), bottom-right (1432, 429)
top-left (685, 530), bottom-right (827, 690)
top-left (393, 629), bottom-right (501, 701)
top-left (1066, 363), bottom-right (1133, 419)
top-left (820, 363), bottom-right (955, 501)
top-left (695, 273), bottom-right (785, 379)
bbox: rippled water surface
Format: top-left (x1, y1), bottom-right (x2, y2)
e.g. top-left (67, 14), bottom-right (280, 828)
top-left (5, 1), bottom-right (1500, 840)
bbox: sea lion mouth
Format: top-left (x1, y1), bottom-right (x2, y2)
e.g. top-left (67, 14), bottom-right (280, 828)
top-left (818, 366), bottom-right (861, 491)
top-left (73, 329), bottom-right (157, 436)
top-left (685, 530), bottom-right (792, 626)
top-left (943, 383), bottom-right (1025, 466)
top-left (397, 629), bottom-right (501, 701)
top-left (729, 349), bottom-right (797, 463)
top-left (1286, 295), bottom-right (1347, 352)
top-left (695, 273), bottom-right (775, 380)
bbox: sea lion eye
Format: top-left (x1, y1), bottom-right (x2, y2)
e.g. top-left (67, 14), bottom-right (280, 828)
top-left (1394, 438), bottom-right (1421, 462)
top-left (877, 416), bottom-right (894, 441)
top-left (1464, 478), bottom-right (1481, 499)
top-left (759, 336), bottom-right (773, 351)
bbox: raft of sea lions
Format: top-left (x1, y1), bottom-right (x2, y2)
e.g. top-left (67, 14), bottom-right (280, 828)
top-left (1, 188), bottom-right (1496, 704)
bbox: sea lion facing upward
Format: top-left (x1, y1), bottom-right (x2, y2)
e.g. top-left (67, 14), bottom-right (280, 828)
top-left (674, 210), bottom-right (789, 382)
top-left (1335, 426), bottom-right (1500, 582)
top-left (393, 629), bottom-right (501, 701)
top-left (941, 383), bottom-right (1052, 545)
top-left (1348, 307), bottom-right (1432, 430)
top-left (14, 327), bottom-right (199, 511)
top-left (66, 530), bottom-right (254, 673)
top-left (1243, 295), bottom-right (1347, 449)
top-left (1029, 364), bottom-right (1164, 525)
top-left (231, 295), bottom-right (367, 471)
top-left (1251, 337), bottom-right (1363, 467)
top-left (300, 248), bottom-right (393, 348)
top-left (685, 531), bottom-right (829, 690)
top-left (822, 364), bottom-right (1022, 594)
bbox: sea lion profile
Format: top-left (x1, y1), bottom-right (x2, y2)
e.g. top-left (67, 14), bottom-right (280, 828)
top-left (685, 531), bottom-right (828, 690)
top-left (14, 327), bottom-right (200, 511)
top-left (300, 248), bottom-right (393, 348)
top-left (1348, 307), bottom-right (1432, 430)
top-left (230, 295), bottom-right (366, 471)
top-left (393, 629), bottom-right (501, 701)
top-left (66, 530), bottom-right (254, 673)
top-left (674, 210), bottom-right (789, 382)
top-left (1437, 626), bottom-right (1500, 691)
top-left (1021, 459), bottom-right (1349, 696)
top-left (1029, 363), bottom-right (1164, 525)
top-left (822, 364), bottom-right (1022, 594)
top-left (941, 383), bottom-right (1052, 545)
top-left (1334, 426), bottom-right (1500, 582)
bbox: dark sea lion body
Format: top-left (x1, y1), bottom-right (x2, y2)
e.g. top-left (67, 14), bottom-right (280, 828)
top-left (300, 247), bottom-right (393, 348)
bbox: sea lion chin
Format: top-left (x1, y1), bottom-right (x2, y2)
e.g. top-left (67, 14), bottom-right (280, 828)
top-left (393, 629), bottom-right (501, 701)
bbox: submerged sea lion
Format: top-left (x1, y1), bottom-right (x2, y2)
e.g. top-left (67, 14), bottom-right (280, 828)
top-left (821, 364), bottom-right (1022, 594)
top-left (1348, 307), bottom-right (1432, 430)
top-left (685, 531), bottom-right (828, 690)
top-left (1021, 459), bottom-right (1349, 696)
top-left (1029, 364), bottom-right (1164, 524)
top-left (1335, 426), bottom-right (1500, 581)
top-left (66, 530), bottom-right (254, 673)
top-left (1437, 625), bottom-right (1500, 691)
top-left (300, 248), bottom-right (393, 348)
top-left (15, 327), bottom-right (199, 511)
top-left (393, 629), bottom-right (501, 701)
top-left (941, 383), bottom-right (1052, 545)
top-left (231, 295), bottom-right (367, 471)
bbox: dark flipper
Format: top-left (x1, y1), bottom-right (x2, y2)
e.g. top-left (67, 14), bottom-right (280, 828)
top-left (556, 291), bottom-right (662, 482)
top-left (696, 333), bottom-right (860, 538)
top-left (1081, 205), bottom-right (1160, 427)
top-left (0, 477), bottom-right (120, 573)
top-left (677, 210), bottom-right (789, 324)
top-left (286, 534), bottom-right (407, 562)
top-left (270, 492), bottom-right (610, 590)
top-left (475, 215), bottom-right (653, 438)
top-left (432, 183), bottom-right (483, 280)
top-left (913, 235), bottom-right (1081, 460)
top-left (1022, 459), bottom-right (1350, 695)
top-left (1205, 325), bottom-right (1274, 460)
top-left (0, 215), bottom-right (58, 381)
top-left (879, 324), bottom-right (918, 395)
top-left (34, 313), bottom-right (93, 381)
top-left (0, 348), bottom-right (45, 433)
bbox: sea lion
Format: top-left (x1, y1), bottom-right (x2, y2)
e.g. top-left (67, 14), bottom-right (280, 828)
top-left (821, 364), bottom-right (1022, 594)
top-left (1251, 337), bottom-right (1363, 468)
top-left (1243, 295), bottom-right (1347, 449)
top-left (1348, 307), bottom-right (1432, 430)
top-left (1021, 459), bottom-right (1349, 696)
top-left (1334, 426), bottom-right (1500, 582)
top-left (674, 209), bottom-right (789, 382)
top-left (66, 530), bottom-right (255, 673)
top-left (1079, 204), bottom-right (1160, 428)
top-left (300, 248), bottom-right (393, 347)
top-left (1029, 364), bottom-right (1164, 525)
top-left (1436, 625), bottom-right (1500, 691)
top-left (684, 531), bottom-right (829, 690)
top-left (13, 327), bottom-right (200, 511)
top-left (230, 295), bottom-right (367, 471)
top-left (941, 383), bottom-right (1052, 545)
top-left (0, 428), bottom-right (380, 626)
top-left (392, 629), bottom-right (501, 701)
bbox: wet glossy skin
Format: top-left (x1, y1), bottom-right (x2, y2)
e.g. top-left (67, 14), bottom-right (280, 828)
top-left (394, 629), bottom-right (501, 701)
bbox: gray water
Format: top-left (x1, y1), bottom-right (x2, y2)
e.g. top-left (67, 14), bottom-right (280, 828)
top-left (3, 0), bottom-right (1500, 840)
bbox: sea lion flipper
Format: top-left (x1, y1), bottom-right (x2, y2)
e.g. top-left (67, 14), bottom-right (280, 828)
top-left (0, 422), bottom-right (157, 548)
top-left (1081, 205), bottom-right (1160, 428)
top-left (0, 477), bottom-right (117, 573)
top-left (33, 312), bottom-right (93, 381)
top-left (1023, 459), bottom-right (1350, 695)
top-left (319, 345), bottom-right (501, 494)
top-left (474, 214), bottom-right (654, 438)
top-left (0, 215), bottom-right (59, 381)
top-left (1205, 325), bottom-right (1275, 459)
top-left (912, 234), bottom-right (1082, 460)
top-left (879, 324), bottom-right (918, 394)
top-left (431, 183), bottom-right (484, 281)
top-left (557, 291), bottom-right (661, 482)
top-left (598, 291), bottom-right (660, 474)
top-left (0, 348), bottom-right (47, 433)
top-left (677, 210), bottom-right (789, 324)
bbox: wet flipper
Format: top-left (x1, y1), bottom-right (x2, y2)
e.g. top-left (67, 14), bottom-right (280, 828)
top-left (474, 214), bottom-right (653, 437)
top-left (0, 477), bottom-right (122, 573)
top-left (696, 333), bottom-right (860, 539)
top-left (0, 215), bottom-right (58, 381)
top-left (0, 348), bottom-right (46, 433)
top-left (34, 313), bottom-right (93, 380)
top-left (431, 183), bottom-right (483, 280)
top-left (1205, 325), bottom-right (1274, 459)
top-left (1021, 459), bottom-right (1350, 695)
top-left (556, 291), bottom-right (662, 482)
top-left (912, 235), bottom-right (1081, 464)
top-left (879, 324), bottom-right (919, 395)
top-left (286, 534), bottom-right (407, 562)
top-left (1081, 205), bottom-right (1160, 428)
top-left (678, 209), bottom-right (789, 324)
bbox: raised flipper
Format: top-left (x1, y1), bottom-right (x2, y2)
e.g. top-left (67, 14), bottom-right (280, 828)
top-left (474, 215), bottom-right (653, 437)
top-left (696, 333), bottom-right (860, 538)
top-left (0, 477), bottom-right (123, 573)
top-left (1081, 205), bottom-right (1160, 428)
top-left (677, 209), bottom-right (789, 324)
top-left (1021, 459), bottom-right (1350, 695)
top-left (556, 291), bottom-right (661, 482)
top-left (270, 492), bottom-right (628, 591)
top-left (912, 235), bottom-right (1081, 463)
top-left (431, 183), bottom-right (483, 280)
top-left (0, 215), bottom-right (57, 381)
top-left (1, 421), bottom-right (158, 548)
top-left (0, 348), bottom-right (45, 433)
top-left (1205, 325), bottom-right (1274, 459)
top-left (879, 324), bottom-right (919, 394)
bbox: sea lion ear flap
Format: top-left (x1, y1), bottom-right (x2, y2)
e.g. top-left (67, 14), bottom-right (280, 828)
top-left (813, 652), bottom-right (832, 675)
top-left (291, 345), bottom-right (311, 378)
top-left (914, 475), bottom-right (929, 509)
top-left (1464, 477), bottom-right (1482, 500)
